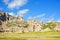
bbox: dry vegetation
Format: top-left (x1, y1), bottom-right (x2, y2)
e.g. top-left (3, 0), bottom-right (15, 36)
top-left (0, 31), bottom-right (60, 40)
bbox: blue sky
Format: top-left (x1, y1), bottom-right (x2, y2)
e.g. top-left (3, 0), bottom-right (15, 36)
top-left (0, 0), bottom-right (60, 22)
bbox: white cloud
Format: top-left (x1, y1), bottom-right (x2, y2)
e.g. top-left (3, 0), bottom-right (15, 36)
top-left (4, 0), bottom-right (28, 9)
top-left (47, 14), bottom-right (55, 21)
top-left (8, 9), bottom-right (29, 17)
top-left (28, 16), bottom-right (33, 19)
top-left (17, 9), bottom-right (29, 16)
top-left (4, 0), bottom-right (10, 4)
top-left (34, 13), bottom-right (46, 19)
top-left (40, 17), bottom-right (46, 22)
top-left (8, 12), bottom-right (14, 16)
top-left (28, 13), bottom-right (46, 20)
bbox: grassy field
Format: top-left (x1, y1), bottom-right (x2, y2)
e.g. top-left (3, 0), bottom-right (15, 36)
top-left (0, 31), bottom-right (60, 40)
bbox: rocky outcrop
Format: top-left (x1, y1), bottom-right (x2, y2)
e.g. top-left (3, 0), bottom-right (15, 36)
top-left (1, 12), bottom-right (60, 33)
top-left (0, 12), bottom-right (24, 32)
top-left (27, 19), bottom-right (42, 32)
top-left (54, 21), bottom-right (60, 31)
top-left (0, 12), bottom-right (9, 22)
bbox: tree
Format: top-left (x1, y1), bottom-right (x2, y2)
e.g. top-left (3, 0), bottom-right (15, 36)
top-left (22, 21), bottom-right (29, 33)
top-left (42, 21), bottom-right (56, 30)
top-left (6, 21), bottom-right (17, 27)
top-left (16, 20), bottom-right (29, 33)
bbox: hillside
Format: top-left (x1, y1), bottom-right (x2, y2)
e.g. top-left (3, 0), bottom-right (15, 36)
top-left (0, 12), bottom-right (60, 33)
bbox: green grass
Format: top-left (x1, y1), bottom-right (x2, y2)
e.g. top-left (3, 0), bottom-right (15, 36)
top-left (0, 31), bottom-right (60, 40)
top-left (0, 38), bottom-right (26, 40)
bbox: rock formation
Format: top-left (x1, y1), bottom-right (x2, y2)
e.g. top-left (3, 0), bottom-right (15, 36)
top-left (0, 12), bottom-right (24, 32)
top-left (0, 12), bottom-right (60, 33)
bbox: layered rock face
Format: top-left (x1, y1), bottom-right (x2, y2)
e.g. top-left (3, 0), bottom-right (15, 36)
top-left (0, 12), bottom-right (9, 22)
top-left (0, 12), bottom-right (15, 32)
top-left (0, 12), bottom-right (25, 32)
top-left (0, 12), bottom-right (7, 32)
top-left (0, 12), bottom-right (10, 32)
top-left (0, 12), bottom-right (43, 32)
top-left (0, 12), bottom-right (17, 22)
top-left (27, 19), bottom-right (42, 32)
top-left (54, 21), bottom-right (60, 31)
top-left (1, 12), bottom-right (60, 33)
